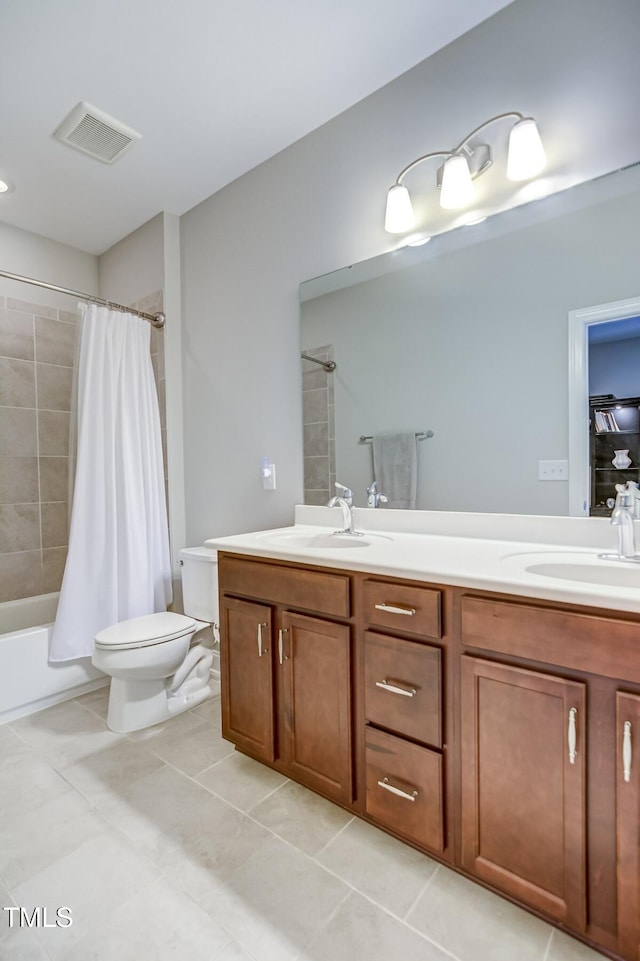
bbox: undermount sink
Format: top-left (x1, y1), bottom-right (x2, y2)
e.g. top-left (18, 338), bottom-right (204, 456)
top-left (257, 529), bottom-right (391, 550)
top-left (501, 551), bottom-right (640, 588)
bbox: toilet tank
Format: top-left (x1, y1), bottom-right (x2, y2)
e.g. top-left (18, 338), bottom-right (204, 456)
top-left (178, 547), bottom-right (219, 624)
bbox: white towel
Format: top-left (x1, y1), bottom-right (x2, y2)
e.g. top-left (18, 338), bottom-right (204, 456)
top-left (372, 432), bottom-right (418, 509)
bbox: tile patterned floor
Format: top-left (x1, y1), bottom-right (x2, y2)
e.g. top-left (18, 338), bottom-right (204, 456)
top-left (0, 685), bottom-right (605, 961)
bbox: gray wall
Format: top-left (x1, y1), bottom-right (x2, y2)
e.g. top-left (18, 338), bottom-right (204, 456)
top-left (180, 0), bottom-right (640, 542)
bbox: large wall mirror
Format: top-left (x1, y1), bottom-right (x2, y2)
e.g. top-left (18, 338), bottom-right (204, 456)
top-left (300, 163), bottom-right (640, 515)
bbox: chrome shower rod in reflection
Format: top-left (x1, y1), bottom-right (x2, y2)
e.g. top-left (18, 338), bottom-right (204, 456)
top-left (300, 352), bottom-right (336, 372)
top-left (359, 430), bottom-right (434, 443)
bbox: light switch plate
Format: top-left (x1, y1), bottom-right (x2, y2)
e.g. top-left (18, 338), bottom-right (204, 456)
top-left (538, 459), bottom-right (568, 481)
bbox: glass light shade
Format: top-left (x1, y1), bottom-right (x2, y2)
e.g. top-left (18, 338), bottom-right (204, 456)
top-left (506, 118), bottom-right (547, 181)
top-left (384, 183), bottom-right (415, 233)
top-left (439, 155), bottom-right (475, 209)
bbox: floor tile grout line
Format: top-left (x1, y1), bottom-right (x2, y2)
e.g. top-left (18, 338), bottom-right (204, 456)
top-left (313, 814), bottom-right (356, 860)
top-left (542, 927), bottom-right (554, 961)
top-left (292, 886), bottom-right (354, 961)
top-left (402, 862), bottom-right (441, 921)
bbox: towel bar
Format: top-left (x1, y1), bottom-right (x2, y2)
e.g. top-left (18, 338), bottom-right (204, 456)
top-left (359, 430), bottom-right (434, 444)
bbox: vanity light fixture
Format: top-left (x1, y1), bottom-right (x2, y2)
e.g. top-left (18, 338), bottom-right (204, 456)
top-left (384, 112), bottom-right (547, 234)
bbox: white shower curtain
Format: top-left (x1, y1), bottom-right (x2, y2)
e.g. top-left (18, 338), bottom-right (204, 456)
top-left (50, 304), bottom-right (172, 662)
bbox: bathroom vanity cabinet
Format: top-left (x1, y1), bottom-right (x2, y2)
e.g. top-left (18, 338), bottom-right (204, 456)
top-left (219, 554), bottom-right (353, 803)
top-left (360, 577), bottom-right (449, 857)
top-left (217, 550), bottom-right (640, 961)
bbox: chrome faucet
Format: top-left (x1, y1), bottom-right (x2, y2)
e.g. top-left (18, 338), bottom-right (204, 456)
top-left (600, 482), bottom-right (640, 562)
top-left (327, 483), bottom-right (362, 535)
top-left (366, 481), bottom-right (388, 508)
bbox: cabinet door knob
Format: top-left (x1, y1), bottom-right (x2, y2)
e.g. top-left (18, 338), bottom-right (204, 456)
top-left (377, 776), bottom-right (418, 802)
top-left (375, 679), bottom-right (417, 698)
top-left (257, 622), bottom-right (268, 657)
top-left (568, 707), bottom-right (578, 765)
top-left (374, 603), bottom-right (416, 616)
top-left (623, 720), bottom-right (632, 783)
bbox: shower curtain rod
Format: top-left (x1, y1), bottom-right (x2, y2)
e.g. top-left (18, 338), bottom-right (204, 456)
top-left (300, 351), bottom-right (336, 372)
top-left (0, 269), bottom-right (166, 328)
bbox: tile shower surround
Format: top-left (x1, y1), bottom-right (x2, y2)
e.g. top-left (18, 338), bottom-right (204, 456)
top-left (0, 291), bottom-right (166, 604)
top-left (302, 345), bottom-right (335, 506)
top-left (0, 686), bottom-right (604, 961)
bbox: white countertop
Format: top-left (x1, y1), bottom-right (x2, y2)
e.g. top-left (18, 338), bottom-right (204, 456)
top-left (204, 506), bottom-right (640, 615)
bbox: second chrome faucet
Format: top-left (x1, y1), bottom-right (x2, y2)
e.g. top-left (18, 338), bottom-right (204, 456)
top-left (327, 482), bottom-right (362, 535)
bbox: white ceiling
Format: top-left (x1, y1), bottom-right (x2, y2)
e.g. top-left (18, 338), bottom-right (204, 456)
top-left (0, 0), bottom-right (514, 255)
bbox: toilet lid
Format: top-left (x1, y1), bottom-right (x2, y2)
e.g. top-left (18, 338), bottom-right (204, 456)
top-left (94, 612), bottom-right (196, 650)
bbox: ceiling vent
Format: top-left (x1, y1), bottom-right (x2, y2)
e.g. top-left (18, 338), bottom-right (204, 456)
top-left (53, 101), bottom-right (141, 164)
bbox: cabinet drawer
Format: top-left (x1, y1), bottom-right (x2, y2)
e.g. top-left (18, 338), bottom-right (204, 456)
top-left (461, 594), bottom-right (640, 682)
top-left (365, 727), bottom-right (444, 853)
top-left (364, 631), bottom-right (441, 747)
top-left (218, 554), bottom-right (350, 618)
top-left (362, 579), bottom-right (441, 638)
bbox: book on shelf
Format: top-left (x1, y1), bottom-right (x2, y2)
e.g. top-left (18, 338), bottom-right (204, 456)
top-left (594, 409), bottom-right (621, 432)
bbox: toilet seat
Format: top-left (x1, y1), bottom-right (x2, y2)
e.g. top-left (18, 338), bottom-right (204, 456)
top-left (95, 612), bottom-right (196, 651)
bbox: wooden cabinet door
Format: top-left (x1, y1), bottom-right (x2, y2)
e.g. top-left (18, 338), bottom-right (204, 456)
top-left (220, 596), bottom-right (275, 762)
top-left (616, 691), bottom-right (640, 961)
top-left (279, 612), bottom-right (352, 804)
top-left (461, 656), bottom-right (587, 930)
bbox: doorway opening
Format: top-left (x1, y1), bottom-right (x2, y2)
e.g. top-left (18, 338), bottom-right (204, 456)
top-left (568, 296), bottom-right (640, 515)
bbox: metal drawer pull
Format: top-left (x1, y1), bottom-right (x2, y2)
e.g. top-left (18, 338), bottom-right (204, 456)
top-left (374, 603), bottom-right (416, 616)
top-left (257, 622), bottom-right (267, 657)
top-left (568, 707), bottom-right (577, 764)
top-left (377, 776), bottom-right (418, 802)
top-left (375, 679), bottom-right (417, 698)
top-left (623, 721), bottom-right (632, 783)
top-left (278, 628), bottom-right (288, 665)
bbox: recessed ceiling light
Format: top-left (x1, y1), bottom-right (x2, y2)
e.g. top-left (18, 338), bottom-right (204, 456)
top-left (0, 179), bottom-right (12, 193)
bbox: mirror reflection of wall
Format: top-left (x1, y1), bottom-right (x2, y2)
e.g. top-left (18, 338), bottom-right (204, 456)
top-left (300, 166), bottom-right (640, 516)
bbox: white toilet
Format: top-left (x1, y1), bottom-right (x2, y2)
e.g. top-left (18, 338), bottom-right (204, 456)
top-left (92, 547), bottom-right (219, 733)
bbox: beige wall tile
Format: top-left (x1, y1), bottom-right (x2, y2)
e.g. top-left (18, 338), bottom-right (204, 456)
top-left (0, 308), bottom-right (34, 361)
top-left (303, 422), bottom-right (329, 457)
top-left (38, 411), bottom-right (70, 456)
top-left (36, 363), bottom-right (73, 411)
top-left (35, 317), bottom-right (77, 367)
top-left (0, 408), bottom-right (37, 456)
top-left (304, 489), bottom-right (330, 506)
top-left (302, 366), bottom-right (328, 391)
top-left (156, 337), bottom-right (165, 380)
top-left (157, 378), bottom-right (166, 429)
top-left (304, 456), bottom-right (330, 490)
top-left (0, 504), bottom-right (41, 553)
top-left (0, 457), bottom-right (39, 504)
top-left (41, 502), bottom-right (69, 549)
top-left (58, 309), bottom-right (80, 325)
top-left (0, 550), bottom-right (43, 602)
top-left (7, 298), bottom-right (56, 319)
top-left (0, 358), bottom-right (36, 408)
top-left (42, 546), bottom-right (67, 593)
top-left (39, 458), bottom-right (69, 503)
top-left (302, 388), bottom-right (328, 426)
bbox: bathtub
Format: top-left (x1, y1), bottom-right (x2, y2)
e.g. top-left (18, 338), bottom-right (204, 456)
top-left (0, 593), bottom-right (107, 724)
